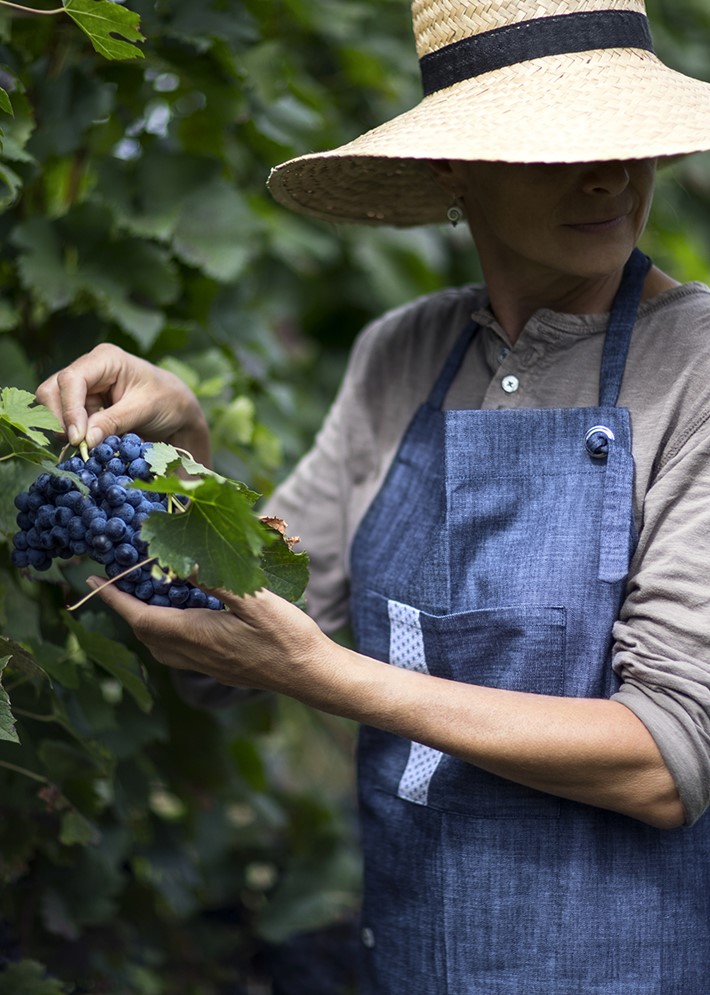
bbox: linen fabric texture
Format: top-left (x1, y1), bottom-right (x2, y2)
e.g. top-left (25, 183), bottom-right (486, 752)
top-left (262, 278), bottom-right (710, 828)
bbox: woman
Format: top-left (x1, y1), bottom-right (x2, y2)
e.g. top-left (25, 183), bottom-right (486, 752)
top-left (37, 1), bottom-right (710, 991)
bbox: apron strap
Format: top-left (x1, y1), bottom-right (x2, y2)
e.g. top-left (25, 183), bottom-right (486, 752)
top-left (593, 247), bottom-right (651, 582)
top-left (598, 247), bottom-right (651, 407)
top-left (427, 318), bottom-right (480, 411)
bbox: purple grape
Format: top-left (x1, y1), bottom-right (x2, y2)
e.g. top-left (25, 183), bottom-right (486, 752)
top-left (11, 432), bottom-right (223, 611)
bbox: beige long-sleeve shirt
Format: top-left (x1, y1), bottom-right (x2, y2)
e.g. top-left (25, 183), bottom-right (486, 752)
top-left (265, 280), bottom-right (710, 825)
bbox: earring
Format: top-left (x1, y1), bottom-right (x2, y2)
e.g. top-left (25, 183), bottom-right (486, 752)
top-left (447, 197), bottom-right (464, 228)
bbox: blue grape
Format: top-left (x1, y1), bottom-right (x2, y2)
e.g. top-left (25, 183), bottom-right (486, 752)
top-left (115, 543), bottom-right (139, 567)
top-left (149, 595), bottom-right (171, 607)
top-left (92, 443), bottom-right (114, 465)
top-left (106, 518), bottom-right (128, 542)
top-left (128, 458), bottom-right (152, 481)
top-left (11, 432), bottom-right (223, 612)
top-left (168, 585), bottom-right (190, 606)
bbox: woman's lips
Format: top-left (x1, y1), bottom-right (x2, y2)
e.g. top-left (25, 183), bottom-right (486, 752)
top-left (564, 215), bottom-right (627, 234)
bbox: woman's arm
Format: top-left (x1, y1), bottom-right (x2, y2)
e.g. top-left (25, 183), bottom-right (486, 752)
top-left (88, 578), bottom-right (685, 831)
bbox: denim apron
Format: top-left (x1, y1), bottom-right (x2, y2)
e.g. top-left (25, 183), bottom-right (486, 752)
top-left (349, 249), bottom-right (710, 994)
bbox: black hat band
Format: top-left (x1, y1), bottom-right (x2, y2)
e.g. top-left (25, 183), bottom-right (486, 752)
top-left (420, 9), bottom-right (655, 96)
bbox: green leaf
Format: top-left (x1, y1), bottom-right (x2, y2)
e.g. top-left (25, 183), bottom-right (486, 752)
top-left (12, 218), bottom-right (74, 311)
top-left (0, 388), bottom-right (61, 447)
top-left (0, 86), bottom-right (12, 117)
top-left (63, 616), bottom-right (153, 714)
top-left (171, 178), bottom-right (257, 281)
top-left (140, 476), bottom-right (268, 596)
top-left (0, 959), bottom-right (69, 994)
top-left (60, 808), bottom-right (101, 847)
top-left (0, 655), bottom-right (19, 744)
top-left (137, 444), bottom-right (308, 599)
top-left (63, 0), bottom-right (145, 61)
top-left (0, 160), bottom-right (22, 209)
top-left (260, 533), bottom-right (310, 606)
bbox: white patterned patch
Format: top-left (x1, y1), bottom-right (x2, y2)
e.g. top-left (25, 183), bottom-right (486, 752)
top-left (388, 600), bottom-right (443, 806)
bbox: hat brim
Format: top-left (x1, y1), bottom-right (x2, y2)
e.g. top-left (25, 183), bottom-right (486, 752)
top-left (267, 48), bottom-right (710, 227)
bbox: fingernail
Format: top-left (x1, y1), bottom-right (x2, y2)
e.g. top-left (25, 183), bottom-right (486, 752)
top-left (67, 424), bottom-right (81, 446)
top-left (86, 428), bottom-right (102, 449)
top-left (86, 576), bottom-right (101, 591)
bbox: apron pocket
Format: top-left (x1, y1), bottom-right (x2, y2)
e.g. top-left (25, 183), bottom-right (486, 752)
top-left (356, 590), bottom-right (567, 819)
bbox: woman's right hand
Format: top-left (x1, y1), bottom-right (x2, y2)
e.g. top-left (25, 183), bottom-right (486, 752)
top-left (35, 343), bottom-right (212, 465)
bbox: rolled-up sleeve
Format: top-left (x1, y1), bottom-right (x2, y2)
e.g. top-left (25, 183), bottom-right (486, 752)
top-left (612, 415), bottom-right (710, 825)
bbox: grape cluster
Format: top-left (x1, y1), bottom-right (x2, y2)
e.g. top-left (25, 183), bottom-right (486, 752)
top-left (11, 433), bottom-right (223, 610)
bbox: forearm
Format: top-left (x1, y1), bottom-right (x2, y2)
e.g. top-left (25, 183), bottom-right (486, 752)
top-left (306, 643), bottom-right (685, 829)
top-left (90, 583), bottom-right (684, 830)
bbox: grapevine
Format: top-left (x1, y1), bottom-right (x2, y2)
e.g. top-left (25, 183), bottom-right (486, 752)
top-left (11, 432), bottom-right (224, 610)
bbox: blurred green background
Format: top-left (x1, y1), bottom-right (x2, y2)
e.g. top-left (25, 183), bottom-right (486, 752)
top-left (0, 1), bottom-right (708, 992)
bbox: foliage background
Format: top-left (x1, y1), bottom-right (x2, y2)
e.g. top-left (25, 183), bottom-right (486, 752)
top-left (0, 0), bottom-right (708, 992)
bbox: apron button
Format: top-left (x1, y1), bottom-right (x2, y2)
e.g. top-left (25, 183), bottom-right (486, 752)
top-left (585, 425), bottom-right (615, 459)
top-left (361, 927), bottom-right (376, 948)
top-left (501, 374), bottom-right (519, 393)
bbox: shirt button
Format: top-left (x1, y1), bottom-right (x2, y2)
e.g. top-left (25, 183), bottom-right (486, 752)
top-left (497, 346), bottom-right (510, 364)
top-left (501, 374), bottom-right (519, 394)
top-left (361, 927), bottom-right (376, 948)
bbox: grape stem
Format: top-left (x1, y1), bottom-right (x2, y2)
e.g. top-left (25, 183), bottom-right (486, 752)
top-left (0, 2), bottom-right (64, 14)
top-left (0, 759), bottom-right (48, 784)
top-left (11, 707), bottom-right (59, 723)
top-left (66, 555), bottom-right (158, 612)
top-left (167, 494), bottom-right (189, 514)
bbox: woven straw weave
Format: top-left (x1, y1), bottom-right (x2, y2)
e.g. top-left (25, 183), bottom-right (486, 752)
top-left (413, 0), bottom-right (646, 57)
top-left (267, 0), bottom-right (710, 227)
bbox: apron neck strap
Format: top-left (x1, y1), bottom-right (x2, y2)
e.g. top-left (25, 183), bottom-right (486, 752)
top-left (427, 317), bottom-right (480, 410)
top-left (598, 247), bottom-right (651, 407)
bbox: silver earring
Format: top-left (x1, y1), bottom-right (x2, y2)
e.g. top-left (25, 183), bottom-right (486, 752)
top-left (447, 198), bottom-right (464, 228)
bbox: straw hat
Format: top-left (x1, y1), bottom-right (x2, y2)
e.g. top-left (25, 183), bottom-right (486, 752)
top-left (267, 0), bottom-right (710, 227)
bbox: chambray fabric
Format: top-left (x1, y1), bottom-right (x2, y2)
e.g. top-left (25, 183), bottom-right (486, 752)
top-left (349, 249), bottom-right (710, 994)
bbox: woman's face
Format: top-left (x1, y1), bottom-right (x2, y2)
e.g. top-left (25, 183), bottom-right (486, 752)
top-left (448, 159), bottom-right (657, 287)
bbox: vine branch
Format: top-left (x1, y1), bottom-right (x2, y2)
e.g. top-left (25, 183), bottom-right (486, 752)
top-left (0, 759), bottom-right (48, 784)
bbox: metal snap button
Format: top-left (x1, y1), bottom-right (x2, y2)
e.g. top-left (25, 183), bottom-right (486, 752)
top-left (585, 425), bottom-right (615, 459)
top-left (501, 374), bottom-right (519, 394)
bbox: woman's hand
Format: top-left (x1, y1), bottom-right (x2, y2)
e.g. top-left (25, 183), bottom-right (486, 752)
top-left (88, 578), bottom-right (340, 701)
top-left (36, 343), bottom-right (212, 465)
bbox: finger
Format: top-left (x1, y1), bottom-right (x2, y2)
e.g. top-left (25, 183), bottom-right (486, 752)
top-left (53, 346), bottom-right (129, 447)
top-left (84, 393), bottom-right (159, 450)
top-left (35, 375), bottom-right (72, 438)
top-left (197, 584), bottom-right (282, 622)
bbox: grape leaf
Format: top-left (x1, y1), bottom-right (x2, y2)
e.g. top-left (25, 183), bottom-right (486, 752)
top-left (0, 654), bottom-right (20, 744)
top-left (260, 534), bottom-right (310, 606)
top-left (0, 388), bottom-right (61, 447)
top-left (63, 0), bottom-right (145, 61)
top-left (140, 443), bottom-right (307, 600)
top-left (0, 86), bottom-right (12, 117)
top-left (139, 476), bottom-right (269, 597)
top-left (63, 617), bottom-right (153, 714)
top-left (60, 809), bottom-right (100, 847)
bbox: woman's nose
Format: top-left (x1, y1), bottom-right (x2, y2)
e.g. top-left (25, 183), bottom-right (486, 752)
top-left (579, 161), bottom-right (630, 195)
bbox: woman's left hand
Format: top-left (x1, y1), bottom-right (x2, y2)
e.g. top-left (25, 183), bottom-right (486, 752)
top-left (89, 578), bottom-right (335, 698)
